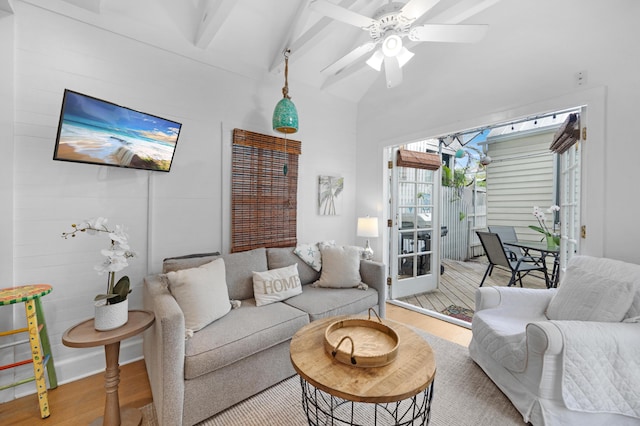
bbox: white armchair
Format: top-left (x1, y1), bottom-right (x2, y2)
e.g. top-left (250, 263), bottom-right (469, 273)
top-left (469, 255), bottom-right (640, 426)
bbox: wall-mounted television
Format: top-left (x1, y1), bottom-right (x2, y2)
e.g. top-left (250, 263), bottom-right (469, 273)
top-left (53, 89), bottom-right (182, 172)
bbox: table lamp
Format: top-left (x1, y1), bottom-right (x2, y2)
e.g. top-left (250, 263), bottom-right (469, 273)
top-left (357, 216), bottom-right (379, 260)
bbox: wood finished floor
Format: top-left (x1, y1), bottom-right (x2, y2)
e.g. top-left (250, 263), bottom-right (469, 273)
top-left (1, 303), bottom-right (470, 425)
top-left (398, 257), bottom-right (550, 316)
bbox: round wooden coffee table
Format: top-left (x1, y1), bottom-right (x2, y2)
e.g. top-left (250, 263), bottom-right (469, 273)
top-left (290, 315), bottom-right (436, 425)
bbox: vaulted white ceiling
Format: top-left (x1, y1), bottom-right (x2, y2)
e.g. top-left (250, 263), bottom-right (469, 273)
top-left (18, 0), bottom-right (501, 102)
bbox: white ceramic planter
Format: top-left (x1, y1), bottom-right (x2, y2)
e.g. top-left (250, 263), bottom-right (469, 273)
top-left (94, 299), bottom-right (129, 331)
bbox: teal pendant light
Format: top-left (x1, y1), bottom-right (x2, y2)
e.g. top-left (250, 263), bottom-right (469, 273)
top-left (272, 49), bottom-right (299, 134)
top-left (273, 97), bottom-right (298, 134)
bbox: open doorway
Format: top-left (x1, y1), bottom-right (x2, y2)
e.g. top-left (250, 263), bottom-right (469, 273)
top-left (386, 106), bottom-right (583, 327)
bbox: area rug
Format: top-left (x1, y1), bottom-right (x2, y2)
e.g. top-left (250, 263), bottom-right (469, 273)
top-left (441, 304), bottom-right (474, 322)
top-left (141, 332), bottom-right (523, 426)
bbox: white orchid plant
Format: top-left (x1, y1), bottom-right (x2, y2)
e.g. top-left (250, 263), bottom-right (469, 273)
top-left (530, 205), bottom-right (561, 246)
top-left (62, 217), bottom-right (136, 305)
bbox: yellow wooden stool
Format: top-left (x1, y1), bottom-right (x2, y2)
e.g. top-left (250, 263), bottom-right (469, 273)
top-left (0, 284), bottom-right (57, 418)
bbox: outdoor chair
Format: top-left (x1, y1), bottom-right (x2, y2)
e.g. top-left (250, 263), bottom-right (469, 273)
top-left (487, 225), bottom-right (524, 261)
top-left (476, 231), bottom-right (549, 287)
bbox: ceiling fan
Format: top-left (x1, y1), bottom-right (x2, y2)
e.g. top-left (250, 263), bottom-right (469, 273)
top-left (310, 0), bottom-right (489, 88)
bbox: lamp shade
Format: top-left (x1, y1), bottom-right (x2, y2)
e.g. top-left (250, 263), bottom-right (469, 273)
top-left (357, 217), bottom-right (379, 238)
top-left (272, 98), bottom-right (299, 134)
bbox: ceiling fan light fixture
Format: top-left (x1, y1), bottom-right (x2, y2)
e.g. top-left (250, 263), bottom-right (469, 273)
top-left (366, 50), bottom-right (385, 71)
top-left (397, 47), bottom-right (414, 68)
top-left (381, 34), bottom-right (403, 57)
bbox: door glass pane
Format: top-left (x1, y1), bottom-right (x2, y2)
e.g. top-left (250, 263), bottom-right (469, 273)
top-left (398, 182), bottom-right (415, 204)
top-left (399, 207), bottom-right (416, 230)
top-left (399, 231), bottom-right (415, 254)
top-left (416, 184), bottom-right (432, 206)
top-left (416, 207), bottom-right (432, 230)
top-left (417, 253), bottom-right (431, 275)
top-left (399, 167), bottom-right (415, 181)
top-left (416, 168), bottom-right (433, 183)
top-left (398, 255), bottom-right (414, 278)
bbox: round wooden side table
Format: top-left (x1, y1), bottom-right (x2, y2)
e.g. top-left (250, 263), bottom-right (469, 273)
top-left (290, 315), bottom-right (436, 425)
top-left (62, 309), bottom-right (155, 426)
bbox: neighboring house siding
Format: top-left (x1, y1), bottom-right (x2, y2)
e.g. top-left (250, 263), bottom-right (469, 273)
top-left (486, 129), bottom-right (556, 242)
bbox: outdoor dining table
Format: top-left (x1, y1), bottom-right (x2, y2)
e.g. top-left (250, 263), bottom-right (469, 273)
top-left (504, 240), bottom-right (560, 288)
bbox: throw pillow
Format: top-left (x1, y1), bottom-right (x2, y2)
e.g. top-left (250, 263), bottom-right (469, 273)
top-left (252, 264), bottom-right (302, 306)
top-left (546, 265), bottom-right (635, 322)
top-left (293, 241), bottom-right (335, 272)
top-left (162, 252), bottom-right (220, 273)
top-left (313, 245), bottom-right (363, 289)
top-left (166, 258), bottom-right (232, 332)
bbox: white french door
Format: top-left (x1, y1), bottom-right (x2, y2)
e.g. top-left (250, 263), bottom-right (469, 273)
top-left (558, 107), bottom-right (584, 271)
top-left (388, 147), bottom-right (440, 299)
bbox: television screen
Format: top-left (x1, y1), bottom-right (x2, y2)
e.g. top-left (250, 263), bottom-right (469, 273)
top-left (53, 89), bottom-right (182, 172)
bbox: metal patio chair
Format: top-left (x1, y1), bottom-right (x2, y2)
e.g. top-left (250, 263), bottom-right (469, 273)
top-left (476, 231), bottom-right (549, 287)
top-left (488, 225), bottom-right (524, 261)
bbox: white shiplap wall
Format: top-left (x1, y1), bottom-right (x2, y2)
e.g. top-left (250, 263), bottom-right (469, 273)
top-left (0, 12), bottom-right (16, 403)
top-left (5, 2), bottom-right (358, 400)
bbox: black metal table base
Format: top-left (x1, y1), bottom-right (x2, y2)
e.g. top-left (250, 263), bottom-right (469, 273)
top-left (299, 377), bottom-right (434, 426)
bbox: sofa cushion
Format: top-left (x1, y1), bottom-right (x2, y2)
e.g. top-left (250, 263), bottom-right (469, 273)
top-left (183, 299), bottom-right (309, 380)
top-left (221, 248), bottom-right (269, 300)
top-left (252, 264), bottom-right (302, 306)
top-left (546, 265), bottom-right (635, 322)
top-left (162, 252), bottom-right (220, 273)
top-left (472, 308), bottom-right (547, 372)
top-left (564, 255), bottom-right (640, 321)
top-left (313, 245), bottom-right (363, 288)
top-left (267, 247), bottom-right (320, 285)
top-left (283, 285), bottom-right (378, 321)
top-left (166, 258), bottom-right (231, 332)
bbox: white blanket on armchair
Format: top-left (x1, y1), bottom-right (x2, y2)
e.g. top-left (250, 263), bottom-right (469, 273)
top-left (555, 321), bottom-right (640, 419)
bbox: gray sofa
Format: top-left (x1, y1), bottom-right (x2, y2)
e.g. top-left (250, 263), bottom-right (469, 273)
top-left (143, 246), bottom-right (386, 426)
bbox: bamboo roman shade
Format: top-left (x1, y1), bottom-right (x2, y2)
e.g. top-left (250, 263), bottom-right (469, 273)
top-left (397, 149), bottom-right (442, 170)
top-left (550, 113), bottom-right (580, 154)
top-left (231, 129), bottom-right (301, 253)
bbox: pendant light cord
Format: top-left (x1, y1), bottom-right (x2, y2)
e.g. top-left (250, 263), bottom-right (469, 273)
top-left (282, 49), bottom-right (291, 99)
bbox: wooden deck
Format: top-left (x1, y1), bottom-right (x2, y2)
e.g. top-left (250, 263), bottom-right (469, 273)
top-left (396, 257), bottom-right (550, 322)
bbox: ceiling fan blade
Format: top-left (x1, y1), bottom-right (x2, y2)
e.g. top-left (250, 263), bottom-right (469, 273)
top-left (383, 56), bottom-right (402, 88)
top-left (309, 0), bottom-right (375, 29)
top-left (409, 24), bottom-right (489, 43)
top-left (400, 0), bottom-right (440, 20)
top-left (321, 42), bottom-right (378, 75)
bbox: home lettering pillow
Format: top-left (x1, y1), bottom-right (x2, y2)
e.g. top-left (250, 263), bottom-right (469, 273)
top-left (313, 245), bottom-right (363, 288)
top-left (252, 264), bottom-right (302, 306)
top-left (546, 265), bottom-right (635, 322)
top-left (166, 258), bottom-right (232, 332)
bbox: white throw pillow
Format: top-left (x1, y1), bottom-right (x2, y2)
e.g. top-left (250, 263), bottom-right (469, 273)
top-left (546, 265), bottom-right (635, 322)
top-left (166, 258), bottom-right (232, 332)
top-left (293, 241), bottom-right (335, 272)
top-left (313, 245), bottom-right (363, 288)
top-left (253, 264), bottom-right (302, 306)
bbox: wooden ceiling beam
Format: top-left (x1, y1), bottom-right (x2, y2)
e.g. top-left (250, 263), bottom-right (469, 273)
top-left (269, 0), bottom-right (362, 73)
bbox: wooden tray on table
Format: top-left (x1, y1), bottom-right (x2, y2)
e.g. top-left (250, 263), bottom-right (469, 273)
top-left (324, 308), bottom-right (399, 368)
